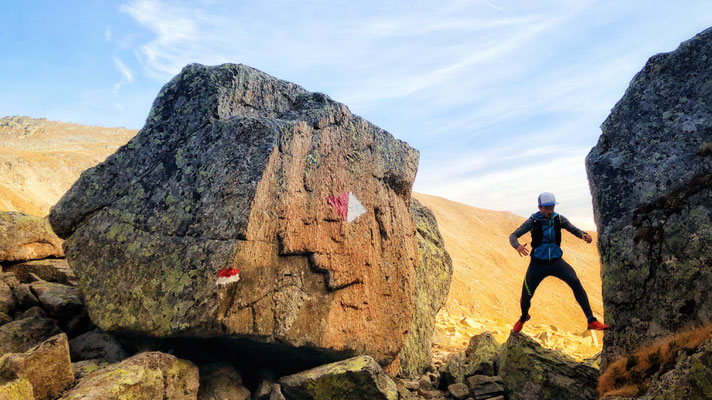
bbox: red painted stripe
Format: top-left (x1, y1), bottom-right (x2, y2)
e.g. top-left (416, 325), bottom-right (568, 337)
top-left (217, 268), bottom-right (240, 278)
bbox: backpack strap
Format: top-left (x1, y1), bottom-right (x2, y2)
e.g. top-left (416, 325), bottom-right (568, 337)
top-left (554, 214), bottom-right (562, 246)
top-left (531, 216), bottom-right (543, 248)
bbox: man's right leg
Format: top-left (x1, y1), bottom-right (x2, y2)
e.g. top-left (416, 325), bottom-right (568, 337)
top-left (515, 260), bottom-right (548, 331)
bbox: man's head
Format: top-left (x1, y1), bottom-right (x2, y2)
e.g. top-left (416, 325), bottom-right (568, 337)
top-left (537, 192), bottom-right (557, 218)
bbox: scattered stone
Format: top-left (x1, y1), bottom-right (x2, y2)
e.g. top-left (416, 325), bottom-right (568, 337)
top-left (0, 274), bottom-right (19, 291)
top-left (11, 284), bottom-right (39, 310)
top-left (0, 282), bottom-right (15, 316)
top-left (466, 375), bottom-right (505, 400)
top-left (279, 355), bottom-right (398, 400)
top-left (419, 374), bottom-right (434, 390)
top-left (448, 382), bottom-right (470, 399)
top-left (3, 259), bottom-right (76, 285)
top-left (60, 351), bottom-right (199, 400)
top-left (0, 317), bottom-right (62, 356)
top-left (0, 211), bottom-right (64, 262)
top-left (586, 26), bottom-right (712, 368)
top-left (197, 363), bottom-right (250, 400)
top-left (69, 329), bottom-right (128, 363)
top-left (71, 359), bottom-right (110, 380)
top-left (498, 332), bottom-right (597, 400)
top-left (13, 306), bottom-right (47, 321)
top-left (269, 384), bottom-right (285, 400)
top-left (0, 333), bottom-right (74, 400)
top-left (440, 332), bottom-right (499, 387)
top-left (29, 281), bottom-right (82, 321)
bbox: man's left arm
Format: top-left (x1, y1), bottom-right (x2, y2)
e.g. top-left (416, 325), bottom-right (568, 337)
top-left (560, 215), bottom-right (593, 244)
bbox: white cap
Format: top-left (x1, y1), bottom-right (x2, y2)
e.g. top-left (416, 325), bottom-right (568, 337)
top-left (538, 192), bottom-right (558, 206)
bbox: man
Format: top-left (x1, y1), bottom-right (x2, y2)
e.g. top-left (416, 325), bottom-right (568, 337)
top-left (509, 192), bottom-right (608, 332)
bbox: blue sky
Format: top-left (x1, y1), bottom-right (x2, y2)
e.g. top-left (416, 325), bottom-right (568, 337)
top-left (2, 1), bottom-right (711, 230)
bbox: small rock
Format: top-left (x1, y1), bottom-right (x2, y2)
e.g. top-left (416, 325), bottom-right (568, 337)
top-left (448, 382), bottom-right (470, 399)
top-left (12, 284), bottom-right (39, 310)
top-left (0, 317), bottom-right (62, 355)
top-left (29, 281), bottom-right (82, 321)
top-left (0, 273), bottom-right (20, 291)
top-left (197, 363), bottom-right (250, 400)
top-left (419, 374), bottom-right (434, 390)
top-left (14, 306), bottom-right (47, 320)
top-left (0, 333), bottom-right (74, 400)
top-left (3, 259), bottom-right (76, 285)
top-left (0, 281), bottom-right (15, 316)
top-left (0, 312), bottom-right (12, 326)
top-left (269, 384), bottom-right (285, 400)
top-left (69, 329), bottom-right (128, 363)
top-left (279, 355), bottom-right (398, 400)
top-left (466, 375), bottom-right (505, 400)
top-left (0, 211), bottom-right (64, 263)
top-left (0, 378), bottom-right (34, 399)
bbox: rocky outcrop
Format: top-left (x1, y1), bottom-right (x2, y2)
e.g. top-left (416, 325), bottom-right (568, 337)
top-left (49, 63), bottom-right (419, 367)
top-left (0, 333), bottom-right (74, 400)
top-left (439, 332), bottom-right (499, 387)
top-left (59, 351), bottom-right (199, 400)
top-left (0, 212), bottom-right (63, 263)
top-left (498, 332), bottom-right (598, 400)
top-left (586, 27), bottom-right (712, 368)
top-left (397, 198), bottom-right (453, 378)
top-left (278, 355), bottom-right (398, 400)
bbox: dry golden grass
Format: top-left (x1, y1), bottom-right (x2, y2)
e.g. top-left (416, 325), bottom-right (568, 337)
top-left (598, 323), bottom-right (712, 398)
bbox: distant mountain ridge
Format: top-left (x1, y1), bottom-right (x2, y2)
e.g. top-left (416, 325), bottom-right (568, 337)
top-left (0, 116), bottom-right (137, 216)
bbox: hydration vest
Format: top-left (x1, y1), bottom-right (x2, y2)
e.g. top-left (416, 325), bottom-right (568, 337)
top-left (530, 212), bottom-right (562, 260)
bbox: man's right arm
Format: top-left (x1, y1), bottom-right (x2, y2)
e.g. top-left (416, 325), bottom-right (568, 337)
top-left (509, 219), bottom-right (534, 249)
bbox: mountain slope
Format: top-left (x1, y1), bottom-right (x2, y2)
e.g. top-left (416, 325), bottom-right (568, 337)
top-left (0, 116), bottom-right (137, 216)
top-left (412, 192), bottom-right (603, 338)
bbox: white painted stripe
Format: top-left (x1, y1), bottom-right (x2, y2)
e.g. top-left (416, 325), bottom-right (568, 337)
top-left (216, 274), bottom-right (241, 286)
top-left (347, 192), bottom-right (366, 223)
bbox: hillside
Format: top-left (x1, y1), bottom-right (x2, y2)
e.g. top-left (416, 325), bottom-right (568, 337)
top-left (0, 116), bottom-right (137, 216)
top-left (413, 192), bottom-right (604, 360)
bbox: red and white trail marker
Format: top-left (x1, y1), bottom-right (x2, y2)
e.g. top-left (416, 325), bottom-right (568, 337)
top-left (326, 192), bottom-right (366, 223)
top-left (216, 268), bottom-right (240, 286)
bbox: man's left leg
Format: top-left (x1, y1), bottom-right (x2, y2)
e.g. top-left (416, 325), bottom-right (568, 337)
top-left (551, 258), bottom-right (608, 330)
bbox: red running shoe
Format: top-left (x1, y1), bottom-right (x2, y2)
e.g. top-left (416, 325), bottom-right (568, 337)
top-left (513, 314), bottom-right (531, 333)
top-left (588, 320), bottom-right (609, 330)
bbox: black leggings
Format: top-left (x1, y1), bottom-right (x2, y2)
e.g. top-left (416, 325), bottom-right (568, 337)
top-left (520, 257), bottom-right (593, 320)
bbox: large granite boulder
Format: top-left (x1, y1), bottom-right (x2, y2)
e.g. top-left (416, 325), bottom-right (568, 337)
top-left (0, 212), bottom-right (63, 263)
top-left (49, 63), bottom-right (419, 367)
top-left (498, 332), bottom-right (598, 400)
top-left (278, 355), bottom-right (398, 400)
top-left (60, 351), bottom-right (199, 400)
top-left (397, 198), bottom-right (452, 378)
top-left (586, 27), bottom-right (712, 368)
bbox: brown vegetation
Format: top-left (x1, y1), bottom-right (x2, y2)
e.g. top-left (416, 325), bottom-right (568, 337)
top-left (598, 323), bottom-right (712, 398)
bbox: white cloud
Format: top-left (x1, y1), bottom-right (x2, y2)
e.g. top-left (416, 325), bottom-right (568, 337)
top-left (113, 57), bottom-right (135, 94)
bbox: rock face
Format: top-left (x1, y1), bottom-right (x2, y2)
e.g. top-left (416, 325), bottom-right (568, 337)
top-left (0, 212), bottom-right (63, 262)
top-left (49, 63), bottom-right (419, 367)
top-left (586, 27), bottom-right (712, 368)
top-left (397, 198), bottom-right (452, 378)
top-left (498, 332), bottom-right (598, 400)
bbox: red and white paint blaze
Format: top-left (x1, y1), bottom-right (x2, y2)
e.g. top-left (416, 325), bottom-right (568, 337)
top-left (216, 268), bottom-right (240, 286)
top-left (326, 192), bottom-right (366, 223)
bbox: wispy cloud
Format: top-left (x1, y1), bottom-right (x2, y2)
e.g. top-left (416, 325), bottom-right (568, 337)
top-left (113, 57), bottom-right (134, 94)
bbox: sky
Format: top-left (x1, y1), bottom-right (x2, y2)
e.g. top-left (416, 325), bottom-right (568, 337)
top-left (2, 1), bottom-right (711, 230)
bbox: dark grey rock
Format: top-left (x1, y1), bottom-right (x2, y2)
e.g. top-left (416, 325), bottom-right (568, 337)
top-left (278, 355), bottom-right (398, 400)
top-left (466, 375), bottom-right (505, 400)
top-left (586, 26), bottom-right (712, 368)
top-left (0, 280), bottom-right (15, 315)
top-left (0, 317), bottom-right (62, 356)
top-left (29, 281), bottom-right (83, 321)
top-left (498, 332), bottom-right (597, 400)
top-left (69, 329), bottom-right (129, 363)
top-left (12, 283), bottom-right (39, 309)
top-left (14, 306), bottom-right (46, 320)
top-left (3, 259), bottom-right (76, 285)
